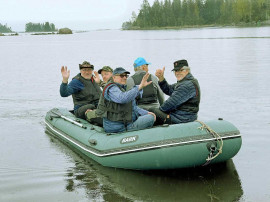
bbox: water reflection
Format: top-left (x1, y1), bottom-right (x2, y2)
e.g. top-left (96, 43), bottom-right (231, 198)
top-left (47, 132), bottom-right (243, 202)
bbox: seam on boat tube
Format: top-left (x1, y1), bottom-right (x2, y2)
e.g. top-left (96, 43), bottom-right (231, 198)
top-left (45, 120), bottom-right (241, 157)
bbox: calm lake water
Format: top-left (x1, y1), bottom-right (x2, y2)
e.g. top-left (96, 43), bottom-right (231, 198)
top-left (0, 27), bottom-right (270, 201)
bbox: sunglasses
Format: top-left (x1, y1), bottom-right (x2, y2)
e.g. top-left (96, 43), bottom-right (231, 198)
top-left (116, 74), bottom-right (129, 78)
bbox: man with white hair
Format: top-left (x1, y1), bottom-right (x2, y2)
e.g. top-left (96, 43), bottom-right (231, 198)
top-left (149, 59), bottom-right (201, 125)
top-left (127, 57), bottom-right (164, 110)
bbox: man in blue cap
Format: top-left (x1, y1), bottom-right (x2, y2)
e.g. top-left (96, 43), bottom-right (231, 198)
top-left (127, 57), bottom-right (164, 110)
top-left (149, 59), bottom-right (200, 125)
top-left (96, 67), bottom-right (156, 133)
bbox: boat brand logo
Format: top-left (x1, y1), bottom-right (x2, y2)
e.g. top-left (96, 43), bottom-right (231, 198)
top-left (120, 135), bottom-right (138, 144)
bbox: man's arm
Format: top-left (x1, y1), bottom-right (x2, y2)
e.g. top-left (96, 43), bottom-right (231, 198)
top-left (60, 79), bottom-right (84, 97)
top-left (151, 75), bottom-right (165, 105)
top-left (104, 85), bottom-right (142, 104)
top-left (105, 73), bottom-right (152, 103)
top-left (158, 79), bottom-right (175, 96)
top-left (159, 81), bottom-right (196, 113)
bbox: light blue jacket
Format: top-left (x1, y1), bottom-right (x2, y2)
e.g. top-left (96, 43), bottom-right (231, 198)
top-left (103, 83), bottom-right (148, 133)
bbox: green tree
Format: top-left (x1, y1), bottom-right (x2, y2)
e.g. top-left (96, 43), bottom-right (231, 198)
top-left (172, 0), bottom-right (182, 26)
top-left (25, 22), bottom-right (57, 32)
top-left (127, 0), bottom-right (270, 29)
top-left (0, 23), bottom-right (12, 33)
top-left (151, 0), bottom-right (162, 26)
top-left (44, 22), bottom-right (50, 31)
top-left (137, 0), bottom-right (152, 28)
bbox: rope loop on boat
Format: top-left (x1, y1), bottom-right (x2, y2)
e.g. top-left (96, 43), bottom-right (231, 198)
top-left (196, 120), bottom-right (223, 162)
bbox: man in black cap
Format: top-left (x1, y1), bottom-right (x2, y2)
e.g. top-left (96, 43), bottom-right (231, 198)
top-left (149, 59), bottom-right (200, 125)
top-left (96, 67), bottom-right (156, 133)
top-left (60, 61), bottom-right (102, 120)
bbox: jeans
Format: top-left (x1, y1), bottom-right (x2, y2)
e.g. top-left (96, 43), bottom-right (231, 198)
top-left (127, 114), bottom-right (155, 132)
top-left (104, 114), bottom-right (155, 133)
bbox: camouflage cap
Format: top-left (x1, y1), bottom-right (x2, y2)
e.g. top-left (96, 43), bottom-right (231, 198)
top-left (98, 66), bottom-right (113, 74)
top-left (79, 61), bottom-right (94, 69)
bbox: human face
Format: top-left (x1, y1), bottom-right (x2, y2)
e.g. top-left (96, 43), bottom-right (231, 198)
top-left (174, 68), bottom-right (189, 81)
top-left (142, 64), bottom-right (149, 73)
top-left (113, 74), bottom-right (129, 85)
top-left (101, 71), bottom-right (113, 83)
top-left (80, 68), bottom-right (93, 79)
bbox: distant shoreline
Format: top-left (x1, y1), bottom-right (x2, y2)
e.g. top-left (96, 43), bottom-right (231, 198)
top-left (1, 23), bottom-right (270, 36)
top-left (122, 21), bottom-right (270, 31)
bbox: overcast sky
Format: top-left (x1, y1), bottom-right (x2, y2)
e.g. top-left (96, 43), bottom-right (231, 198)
top-left (0, 0), bottom-right (155, 32)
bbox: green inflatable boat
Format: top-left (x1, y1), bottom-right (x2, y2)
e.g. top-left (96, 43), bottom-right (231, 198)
top-left (45, 108), bottom-right (242, 170)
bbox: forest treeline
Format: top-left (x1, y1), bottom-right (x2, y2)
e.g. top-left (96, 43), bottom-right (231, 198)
top-left (122, 0), bottom-right (270, 29)
top-left (0, 23), bottom-right (12, 33)
top-left (25, 22), bottom-right (57, 32)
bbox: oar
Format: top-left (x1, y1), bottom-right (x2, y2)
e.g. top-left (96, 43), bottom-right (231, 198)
top-left (50, 110), bottom-right (87, 129)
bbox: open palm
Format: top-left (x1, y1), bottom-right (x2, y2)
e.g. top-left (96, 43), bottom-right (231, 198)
top-left (61, 66), bottom-right (70, 82)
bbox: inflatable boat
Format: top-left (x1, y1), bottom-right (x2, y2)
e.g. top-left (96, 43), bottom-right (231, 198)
top-left (44, 108), bottom-right (242, 170)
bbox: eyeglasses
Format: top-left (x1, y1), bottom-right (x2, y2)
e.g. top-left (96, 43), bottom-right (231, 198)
top-left (116, 74), bottom-right (129, 78)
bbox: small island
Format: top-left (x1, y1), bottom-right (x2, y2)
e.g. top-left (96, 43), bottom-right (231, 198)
top-left (58, 28), bottom-right (73, 34)
top-left (0, 23), bottom-right (12, 33)
top-left (122, 0), bottom-right (270, 30)
top-left (24, 22), bottom-right (73, 35)
top-left (0, 23), bottom-right (18, 36)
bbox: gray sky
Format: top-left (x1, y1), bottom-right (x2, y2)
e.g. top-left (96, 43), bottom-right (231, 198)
top-left (0, 0), bottom-right (155, 32)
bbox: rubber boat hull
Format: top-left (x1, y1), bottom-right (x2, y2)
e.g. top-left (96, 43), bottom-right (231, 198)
top-left (45, 108), bottom-right (242, 170)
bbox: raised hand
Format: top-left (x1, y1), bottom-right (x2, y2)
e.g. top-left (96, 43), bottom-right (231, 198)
top-left (61, 66), bottom-right (70, 83)
top-left (155, 66), bottom-right (165, 82)
top-left (139, 72), bottom-right (153, 90)
top-left (93, 71), bottom-right (101, 84)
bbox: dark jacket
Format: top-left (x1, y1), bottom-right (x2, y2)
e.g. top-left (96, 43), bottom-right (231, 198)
top-left (159, 73), bottom-right (200, 124)
top-left (72, 73), bottom-right (101, 108)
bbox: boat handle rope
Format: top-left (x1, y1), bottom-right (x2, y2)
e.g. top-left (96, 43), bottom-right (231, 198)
top-left (196, 120), bottom-right (224, 163)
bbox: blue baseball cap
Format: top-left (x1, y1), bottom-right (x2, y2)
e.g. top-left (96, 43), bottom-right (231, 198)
top-left (133, 57), bottom-right (151, 68)
top-left (113, 67), bottom-right (130, 75)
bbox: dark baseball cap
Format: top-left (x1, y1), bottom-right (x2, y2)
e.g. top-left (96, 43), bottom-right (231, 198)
top-left (113, 67), bottom-right (130, 75)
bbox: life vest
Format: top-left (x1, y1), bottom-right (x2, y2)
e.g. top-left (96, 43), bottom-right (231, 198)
top-left (131, 72), bottom-right (158, 104)
top-left (96, 81), bottom-right (133, 123)
top-left (72, 73), bottom-right (101, 107)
